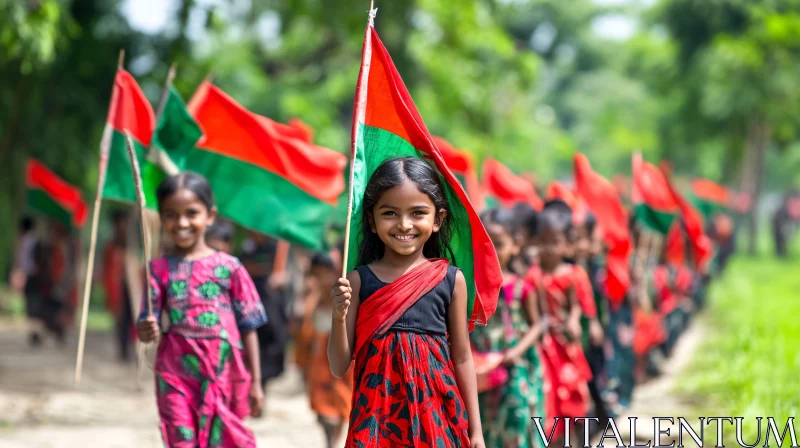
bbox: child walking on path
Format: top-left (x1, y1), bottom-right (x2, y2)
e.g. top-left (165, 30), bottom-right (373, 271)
top-left (529, 201), bottom-right (593, 439)
top-left (137, 172), bottom-right (268, 448)
top-left (328, 157), bottom-right (487, 447)
top-left (471, 207), bottom-right (546, 448)
top-left (306, 250), bottom-right (354, 448)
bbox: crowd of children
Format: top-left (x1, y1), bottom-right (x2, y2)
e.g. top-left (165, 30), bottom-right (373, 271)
top-left (7, 155), bottom-right (732, 447)
top-left (465, 196), bottom-right (726, 447)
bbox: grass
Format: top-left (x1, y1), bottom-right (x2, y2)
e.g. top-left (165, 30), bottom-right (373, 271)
top-left (678, 253), bottom-right (800, 441)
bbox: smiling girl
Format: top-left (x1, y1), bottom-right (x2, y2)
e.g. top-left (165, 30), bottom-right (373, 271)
top-left (136, 172), bottom-right (268, 448)
top-left (328, 157), bottom-right (485, 448)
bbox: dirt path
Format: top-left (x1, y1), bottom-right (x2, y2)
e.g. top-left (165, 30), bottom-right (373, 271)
top-left (0, 317), bottom-right (706, 448)
top-left (0, 322), bottom-right (325, 448)
top-left (611, 319), bottom-right (706, 444)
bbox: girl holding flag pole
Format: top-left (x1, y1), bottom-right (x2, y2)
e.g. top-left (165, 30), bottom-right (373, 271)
top-left (328, 4), bottom-right (502, 445)
top-left (137, 172), bottom-right (268, 447)
top-left (329, 157), bottom-right (487, 447)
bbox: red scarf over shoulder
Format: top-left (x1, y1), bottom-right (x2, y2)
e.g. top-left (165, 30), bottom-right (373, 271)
top-left (354, 258), bottom-right (449, 362)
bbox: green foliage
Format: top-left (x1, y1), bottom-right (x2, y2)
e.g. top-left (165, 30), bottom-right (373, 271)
top-left (679, 256), bottom-right (800, 440)
top-left (0, 0), bottom-right (74, 74)
top-left (2, 0), bottom-right (800, 273)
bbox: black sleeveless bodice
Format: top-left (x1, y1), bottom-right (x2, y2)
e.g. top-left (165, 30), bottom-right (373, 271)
top-left (356, 264), bottom-right (459, 335)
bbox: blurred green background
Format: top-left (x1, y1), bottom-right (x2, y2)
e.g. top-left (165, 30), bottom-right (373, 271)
top-left (3, 0), bottom-right (800, 270)
top-left (2, 0), bottom-right (800, 436)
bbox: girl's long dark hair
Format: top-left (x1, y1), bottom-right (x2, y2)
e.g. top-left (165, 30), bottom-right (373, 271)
top-left (357, 157), bottom-right (455, 265)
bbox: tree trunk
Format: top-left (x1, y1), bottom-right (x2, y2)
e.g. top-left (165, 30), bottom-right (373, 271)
top-left (740, 119), bottom-right (770, 255)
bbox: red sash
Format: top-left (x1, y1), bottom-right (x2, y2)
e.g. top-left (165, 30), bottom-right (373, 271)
top-left (353, 259), bottom-right (449, 362)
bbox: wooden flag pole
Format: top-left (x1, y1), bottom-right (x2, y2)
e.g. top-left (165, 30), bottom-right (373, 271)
top-left (74, 49), bottom-right (124, 385)
top-left (124, 131), bottom-right (154, 317)
top-left (342, 3), bottom-right (377, 279)
top-left (73, 159), bottom-right (107, 384)
top-left (341, 181), bottom-right (355, 279)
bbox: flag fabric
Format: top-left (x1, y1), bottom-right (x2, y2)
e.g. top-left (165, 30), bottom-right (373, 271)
top-left (100, 69), bottom-right (159, 207)
top-left (631, 153), bottom-right (679, 234)
top-left (663, 222), bottom-right (687, 266)
top-left (662, 167), bottom-right (713, 270)
top-left (142, 87), bottom-right (196, 188)
top-left (691, 179), bottom-right (730, 218)
top-left (573, 154), bottom-right (631, 307)
top-left (187, 81), bottom-right (347, 250)
top-left (482, 158), bottom-right (544, 211)
top-left (347, 21), bottom-right (501, 327)
top-left (431, 136), bottom-right (484, 208)
top-left (25, 159), bottom-right (88, 228)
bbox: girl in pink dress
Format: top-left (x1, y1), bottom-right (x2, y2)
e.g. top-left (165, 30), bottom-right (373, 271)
top-left (137, 173), bottom-right (268, 448)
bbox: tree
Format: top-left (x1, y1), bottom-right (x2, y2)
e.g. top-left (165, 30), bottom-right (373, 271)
top-left (635, 0), bottom-right (800, 253)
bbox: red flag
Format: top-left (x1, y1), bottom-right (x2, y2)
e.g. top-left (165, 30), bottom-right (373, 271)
top-left (286, 118), bottom-right (315, 144)
top-left (664, 222), bottom-right (686, 266)
top-left (189, 82), bottom-right (346, 205)
top-left (482, 158), bottom-right (543, 210)
top-left (348, 22), bottom-right (502, 328)
top-left (573, 154), bottom-right (631, 307)
top-left (26, 159), bottom-right (88, 227)
top-left (661, 165), bottom-right (713, 271)
top-left (691, 179), bottom-right (730, 206)
top-left (632, 154), bottom-right (680, 234)
top-left (432, 136), bottom-right (484, 208)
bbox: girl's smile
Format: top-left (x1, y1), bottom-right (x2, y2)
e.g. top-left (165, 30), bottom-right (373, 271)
top-left (159, 187), bottom-right (217, 256)
top-left (370, 179), bottom-right (445, 259)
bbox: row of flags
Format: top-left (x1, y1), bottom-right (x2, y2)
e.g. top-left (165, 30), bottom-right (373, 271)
top-left (24, 10), bottom-right (742, 326)
top-left (99, 70), bottom-right (347, 251)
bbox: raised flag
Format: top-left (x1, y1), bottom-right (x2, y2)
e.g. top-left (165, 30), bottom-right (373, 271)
top-left (662, 167), bottom-right (713, 270)
top-left (632, 153), bottom-right (679, 234)
top-left (25, 159), bottom-right (88, 228)
top-left (347, 20), bottom-right (501, 327)
top-left (100, 70), bottom-right (159, 207)
top-left (187, 82), bottom-right (347, 250)
top-left (482, 158), bottom-right (543, 211)
top-left (432, 136), bottom-right (484, 208)
top-left (691, 179), bottom-right (730, 218)
top-left (573, 154), bottom-right (631, 307)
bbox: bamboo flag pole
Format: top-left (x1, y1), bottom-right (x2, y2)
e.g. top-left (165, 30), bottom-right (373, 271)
top-left (130, 63), bottom-right (178, 386)
top-left (124, 131), bottom-right (154, 317)
top-left (74, 50), bottom-right (125, 385)
top-left (341, 1), bottom-right (377, 279)
top-left (141, 62), bottom-right (179, 257)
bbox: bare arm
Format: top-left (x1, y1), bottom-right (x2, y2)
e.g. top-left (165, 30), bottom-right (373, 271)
top-left (328, 270), bottom-right (361, 378)
top-left (242, 329), bottom-right (261, 387)
top-left (505, 286), bottom-right (544, 362)
top-left (448, 270), bottom-right (484, 445)
top-left (242, 329), bottom-right (264, 417)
